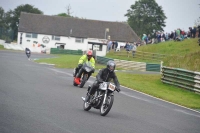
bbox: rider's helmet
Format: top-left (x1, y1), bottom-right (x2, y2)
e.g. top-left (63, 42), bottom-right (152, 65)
top-left (86, 50), bottom-right (93, 60)
top-left (107, 60), bottom-right (116, 72)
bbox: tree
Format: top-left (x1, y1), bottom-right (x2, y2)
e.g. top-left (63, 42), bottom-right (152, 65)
top-left (125, 0), bottom-right (167, 37)
top-left (66, 4), bottom-right (73, 16)
top-left (7, 4), bottom-right (43, 40)
top-left (0, 7), bottom-right (5, 28)
top-left (57, 13), bottom-right (71, 17)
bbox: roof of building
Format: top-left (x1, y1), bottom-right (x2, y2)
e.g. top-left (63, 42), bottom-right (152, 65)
top-left (18, 12), bottom-right (140, 42)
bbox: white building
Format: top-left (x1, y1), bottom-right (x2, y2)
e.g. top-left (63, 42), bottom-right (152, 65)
top-left (18, 12), bottom-right (139, 56)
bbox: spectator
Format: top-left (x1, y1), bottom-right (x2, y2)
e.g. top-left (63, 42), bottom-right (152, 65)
top-left (142, 34), bottom-right (147, 45)
top-left (170, 31), bottom-right (174, 40)
top-left (114, 41), bottom-right (118, 52)
top-left (189, 27), bottom-right (193, 37)
top-left (136, 39), bottom-right (141, 46)
top-left (132, 43), bottom-right (137, 57)
top-left (192, 26), bottom-right (196, 38)
top-left (126, 42), bottom-right (130, 52)
top-left (157, 32), bottom-right (161, 43)
top-left (107, 40), bottom-right (112, 53)
top-left (147, 34), bottom-right (152, 44)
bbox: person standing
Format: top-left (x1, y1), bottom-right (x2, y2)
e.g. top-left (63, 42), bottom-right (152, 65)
top-left (132, 43), bottom-right (137, 57)
top-left (107, 40), bottom-right (112, 53)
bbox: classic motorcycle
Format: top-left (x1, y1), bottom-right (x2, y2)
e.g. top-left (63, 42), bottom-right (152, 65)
top-left (82, 82), bottom-right (119, 116)
top-left (73, 62), bottom-right (95, 88)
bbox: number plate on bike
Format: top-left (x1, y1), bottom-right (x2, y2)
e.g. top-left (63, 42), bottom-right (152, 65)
top-left (108, 83), bottom-right (115, 91)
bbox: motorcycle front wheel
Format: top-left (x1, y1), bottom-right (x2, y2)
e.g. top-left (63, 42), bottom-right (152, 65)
top-left (79, 74), bottom-right (87, 88)
top-left (100, 95), bottom-right (114, 116)
top-left (83, 94), bottom-right (92, 111)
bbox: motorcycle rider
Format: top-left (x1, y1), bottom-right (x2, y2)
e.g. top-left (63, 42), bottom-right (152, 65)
top-left (74, 50), bottom-right (95, 85)
top-left (86, 60), bottom-right (120, 102)
top-left (25, 47), bottom-right (31, 60)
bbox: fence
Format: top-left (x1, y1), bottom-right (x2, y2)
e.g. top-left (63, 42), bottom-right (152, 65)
top-left (96, 56), bottom-right (161, 72)
top-left (50, 48), bottom-right (83, 55)
top-left (161, 66), bottom-right (200, 93)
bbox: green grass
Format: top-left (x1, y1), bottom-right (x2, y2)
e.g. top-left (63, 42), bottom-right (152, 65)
top-left (35, 54), bottom-right (105, 69)
top-left (34, 53), bottom-right (200, 109)
top-left (137, 38), bottom-right (199, 56)
top-left (116, 72), bottom-right (200, 109)
top-left (0, 45), bottom-right (5, 50)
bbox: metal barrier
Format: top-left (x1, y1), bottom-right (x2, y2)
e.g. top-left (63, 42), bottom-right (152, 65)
top-left (114, 59), bottom-right (146, 71)
top-left (146, 63), bottom-right (161, 72)
top-left (50, 48), bottom-right (83, 55)
top-left (161, 66), bottom-right (200, 93)
top-left (96, 56), bottom-right (161, 72)
top-left (96, 56), bottom-right (113, 65)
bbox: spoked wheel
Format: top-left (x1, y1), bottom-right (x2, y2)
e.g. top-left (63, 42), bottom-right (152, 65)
top-left (83, 94), bottom-right (92, 111)
top-left (100, 95), bottom-right (114, 116)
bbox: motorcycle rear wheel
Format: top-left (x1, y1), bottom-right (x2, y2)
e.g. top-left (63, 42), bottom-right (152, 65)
top-left (73, 78), bottom-right (78, 86)
top-left (100, 95), bottom-right (114, 116)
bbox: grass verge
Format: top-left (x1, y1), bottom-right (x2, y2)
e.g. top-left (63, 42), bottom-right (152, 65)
top-left (0, 44), bottom-right (5, 50)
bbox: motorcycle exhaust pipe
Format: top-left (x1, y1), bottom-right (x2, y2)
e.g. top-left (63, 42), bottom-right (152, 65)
top-left (81, 97), bottom-right (85, 101)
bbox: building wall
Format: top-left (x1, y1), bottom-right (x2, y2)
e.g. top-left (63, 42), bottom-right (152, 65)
top-left (17, 32), bottom-right (107, 56)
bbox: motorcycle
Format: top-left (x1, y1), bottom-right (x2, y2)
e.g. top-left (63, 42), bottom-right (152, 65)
top-left (73, 62), bottom-right (95, 88)
top-left (82, 82), bottom-right (119, 116)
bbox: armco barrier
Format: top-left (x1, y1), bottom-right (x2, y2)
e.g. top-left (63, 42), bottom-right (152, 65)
top-left (96, 56), bottom-right (161, 72)
top-left (50, 48), bottom-right (82, 55)
top-left (161, 66), bottom-right (200, 93)
top-left (114, 59), bottom-right (146, 71)
top-left (96, 56), bottom-right (113, 65)
top-left (146, 63), bottom-right (161, 72)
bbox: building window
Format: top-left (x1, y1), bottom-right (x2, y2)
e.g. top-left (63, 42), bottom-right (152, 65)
top-left (26, 33), bottom-right (31, 38)
top-left (26, 33), bottom-right (38, 38)
top-left (52, 35), bottom-right (60, 41)
top-left (32, 34), bottom-right (38, 38)
top-left (93, 45), bottom-right (102, 51)
top-left (75, 38), bottom-right (84, 43)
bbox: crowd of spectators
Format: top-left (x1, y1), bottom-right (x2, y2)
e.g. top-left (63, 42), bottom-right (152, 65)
top-left (140, 25), bottom-right (200, 45)
top-left (106, 25), bottom-right (200, 56)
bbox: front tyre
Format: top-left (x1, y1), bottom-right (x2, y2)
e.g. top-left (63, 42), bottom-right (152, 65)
top-left (100, 95), bottom-right (114, 116)
top-left (83, 94), bottom-right (92, 111)
top-left (79, 74), bottom-right (87, 88)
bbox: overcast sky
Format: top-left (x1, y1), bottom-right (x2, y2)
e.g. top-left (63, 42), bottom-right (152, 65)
top-left (1, 0), bottom-right (200, 33)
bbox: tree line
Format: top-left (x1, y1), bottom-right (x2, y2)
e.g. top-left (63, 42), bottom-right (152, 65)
top-left (0, 0), bottom-right (167, 41)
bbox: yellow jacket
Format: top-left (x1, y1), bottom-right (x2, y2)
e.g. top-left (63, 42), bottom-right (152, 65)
top-left (78, 55), bottom-right (95, 68)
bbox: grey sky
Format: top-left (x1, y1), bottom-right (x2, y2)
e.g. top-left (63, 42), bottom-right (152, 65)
top-left (1, 0), bottom-right (200, 33)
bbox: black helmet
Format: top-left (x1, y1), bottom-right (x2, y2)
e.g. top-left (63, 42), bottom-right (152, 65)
top-left (107, 60), bottom-right (116, 72)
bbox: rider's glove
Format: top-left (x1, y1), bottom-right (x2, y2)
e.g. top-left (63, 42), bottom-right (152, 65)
top-left (116, 87), bottom-right (121, 92)
top-left (78, 64), bottom-right (83, 69)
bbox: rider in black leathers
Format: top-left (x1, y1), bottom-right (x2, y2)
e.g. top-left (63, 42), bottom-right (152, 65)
top-left (86, 60), bottom-right (121, 102)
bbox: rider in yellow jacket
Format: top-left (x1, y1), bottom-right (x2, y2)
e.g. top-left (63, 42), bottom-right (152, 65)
top-left (74, 50), bottom-right (95, 85)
